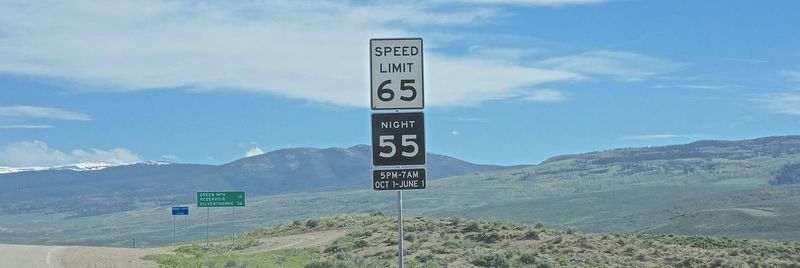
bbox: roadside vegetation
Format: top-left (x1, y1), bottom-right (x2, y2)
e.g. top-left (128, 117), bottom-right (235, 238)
top-left (144, 214), bottom-right (800, 267)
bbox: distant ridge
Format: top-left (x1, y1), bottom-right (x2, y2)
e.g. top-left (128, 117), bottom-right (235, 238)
top-left (0, 145), bottom-right (501, 217)
top-left (542, 135), bottom-right (800, 164)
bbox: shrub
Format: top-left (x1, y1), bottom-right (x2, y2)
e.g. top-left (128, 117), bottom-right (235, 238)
top-left (416, 253), bottom-right (435, 263)
top-left (464, 222), bottom-right (482, 232)
top-left (292, 220), bottom-right (303, 226)
top-left (471, 250), bottom-right (510, 268)
top-left (473, 231), bottom-right (503, 243)
top-left (523, 229), bottom-right (540, 240)
top-left (770, 163), bottom-right (800, 185)
top-left (304, 260), bottom-right (349, 268)
top-left (565, 226), bottom-right (576, 235)
top-left (519, 252), bottom-right (537, 264)
top-left (305, 219), bottom-right (320, 228)
top-left (354, 239), bottom-right (369, 248)
top-left (325, 237), bottom-right (355, 253)
top-left (450, 216), bottom-right (463, 226)
top-left (534, 221), bottom-right (545, 229)
top-left (404, 233), bottom-right (417, 242)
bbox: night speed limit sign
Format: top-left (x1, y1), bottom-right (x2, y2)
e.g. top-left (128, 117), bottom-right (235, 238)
top-left (370, 38), bottom-right (423, 110)
top-left (371, 112), bottom-right (425, 166)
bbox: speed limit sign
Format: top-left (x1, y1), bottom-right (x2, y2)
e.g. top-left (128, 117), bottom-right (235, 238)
top-left (371, 112), bottom-right (425, 166)
top-left (370, 38), bottom-right (423, 110)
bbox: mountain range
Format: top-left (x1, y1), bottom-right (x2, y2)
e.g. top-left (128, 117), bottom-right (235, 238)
top-left (2, 136), bottom-right (800, 246)
top-left (0, 145), bottom-right (500, 217)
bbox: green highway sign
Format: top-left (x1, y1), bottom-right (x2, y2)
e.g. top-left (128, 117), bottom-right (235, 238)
top-left (197, 191), bottom-right (245, 207)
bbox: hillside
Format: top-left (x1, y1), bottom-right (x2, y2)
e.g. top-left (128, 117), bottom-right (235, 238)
top-left (142, 214), bottom-right (800, 267)
top-left (3, 136), bottom-right (800, 247)
top-left (0, 145), bottom-right (499, 217)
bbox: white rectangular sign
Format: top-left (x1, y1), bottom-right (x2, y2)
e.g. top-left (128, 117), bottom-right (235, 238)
top-left (370, 38), bottom-right (424, 110)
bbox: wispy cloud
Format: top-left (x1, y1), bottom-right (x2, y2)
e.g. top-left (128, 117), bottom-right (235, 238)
top-left (0, 140), bottom-right (141, 167)
top-left (446, 0), bottom-right (607, 6)
top-left (624, 134), bottom-right (696, 140)
top-left (0, 0), bottom-right (589, 107)
top-left (522, 89), bottom-right (571, 102)
top-left (720, 57), bottom-right (769, 64)
top-left (780, 69), bottom-right (800, 82)
top-left (0, 125), bottom-right (54, 129)
top-left (160, 154), bottom-right (178, 160)
top-left (468, 46), bottom-right (547, 62)
top-left (536, 50), bottom-right (685, 82)
top-left (0, 106), bottom-right (90, 121)
top-left (650, 84), bottom-right (732, 90)
top-left (451, 130), bottom-right (461, 135)
top-left (245, 147), bottom-right (265, 157)
top-left (750, 93), bottom-right (800, 115)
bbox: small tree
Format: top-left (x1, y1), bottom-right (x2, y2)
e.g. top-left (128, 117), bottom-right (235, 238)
top-left (770, 163), bottom-right (800, 185)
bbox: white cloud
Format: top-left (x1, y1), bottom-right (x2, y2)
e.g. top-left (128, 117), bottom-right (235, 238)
top-left (160, 154), bottom-right (178, 160)
top-left (468, 46), bottom-right (547, 62)
top-left (0, 0), bottom-right (586, 107)
top-left (750, 93), bottom-right (800, 115)
top-left (650, 84), bottom-right (731, 90)
top-left (446, 0), bottom-right (606, 6)
top-left (624, 134), bottom-right (694, 140)
top-left (0, 106), bottom-right (90, 120)
top-left (0, 125), bottom-right (53, 129)
top-left (451, 130), bottom-right (460, 135)
top-left (428, 55), bottom-right (580, 105)
top-left (781, 70), bottom-right (800, 82)
top-left (522, 89), bottom-right (570, 102)
top-left (0, 140), bottom-right (142, 167)
top-left (536, 50), bottom-right (685, 81)
top-left (245, 147), bottom-right (265, 157)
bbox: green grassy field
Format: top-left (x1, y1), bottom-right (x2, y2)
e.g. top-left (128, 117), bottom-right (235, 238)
top-left (142, 214), bottom-right (800, 268)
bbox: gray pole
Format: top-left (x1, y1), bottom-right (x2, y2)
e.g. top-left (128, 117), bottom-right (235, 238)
top-left (206, 207), bottom-right (210, 249)
top-left (184, 215), bottom-right (188, 242)
top-left (397, 190), bottom-right (404, 268)
top-left (232, 207), bottom-right (236, 249)
top-left (173, 215), bottom-right (176, 244)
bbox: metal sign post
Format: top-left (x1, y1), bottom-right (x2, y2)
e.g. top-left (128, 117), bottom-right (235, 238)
top-left (184, 214), bottom-right (188, 242)
top-left (369, 37), bottom-right (425, 268)
top-left (171, 207), bottom-right (189, 244)
top-left (173, 215), bottom-right (176, 244)
top-left (196, 191), bottom-right (246, 250)
top-left (206, 207), bottom-right (209, 249)
top-left (232, 207), bottom-right (236, 248)
top-left (397, 191), bottom-right (404, 267)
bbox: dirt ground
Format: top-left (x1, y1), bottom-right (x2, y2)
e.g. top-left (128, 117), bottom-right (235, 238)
top-left (0, 230), bottom-right (347, 268)
top-left (55, 246), bottom-right (172, 268)
top-left (236, 229), bottom-right (347, 254)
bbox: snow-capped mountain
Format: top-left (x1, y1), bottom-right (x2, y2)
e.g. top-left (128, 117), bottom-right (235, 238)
top-left (0, 161), bottom-right (172, 174)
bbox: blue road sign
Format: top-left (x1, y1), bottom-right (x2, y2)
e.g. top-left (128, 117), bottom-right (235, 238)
top-left (172, 207), bottom-right (189, 215)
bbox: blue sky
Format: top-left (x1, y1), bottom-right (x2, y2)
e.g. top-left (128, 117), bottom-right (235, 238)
top-left (1, 0), bottom-right (799, 167)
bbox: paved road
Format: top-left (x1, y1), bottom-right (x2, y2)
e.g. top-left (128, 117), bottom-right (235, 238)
top-left (0, 244), bottom-right (65, 268)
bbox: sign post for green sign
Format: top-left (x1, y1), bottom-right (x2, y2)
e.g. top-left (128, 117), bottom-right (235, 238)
top-left (197, 191), bottom-right (245, 249)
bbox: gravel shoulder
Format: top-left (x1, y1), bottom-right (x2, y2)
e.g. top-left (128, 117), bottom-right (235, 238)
top-left (56, 246), bottom-right (171, 268)
top-left (0, 230), bottom-right (347, 267)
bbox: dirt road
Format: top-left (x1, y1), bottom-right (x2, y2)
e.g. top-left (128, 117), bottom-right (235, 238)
top-left (0, 244), bottom-right (65, 268)
top-left (0, 244), bottom-right (164, 268)
top-left (0, 229), bottom-right (347, 267)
